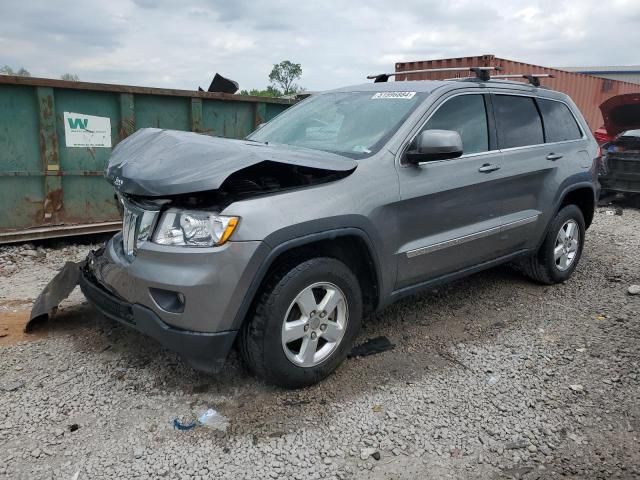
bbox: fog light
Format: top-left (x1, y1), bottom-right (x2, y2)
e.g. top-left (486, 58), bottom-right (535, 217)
top-left (149, 288), bottom-right (186, 313)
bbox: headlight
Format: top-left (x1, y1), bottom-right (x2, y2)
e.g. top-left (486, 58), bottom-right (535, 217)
top-left (152, 210), bottom-right (239, 247)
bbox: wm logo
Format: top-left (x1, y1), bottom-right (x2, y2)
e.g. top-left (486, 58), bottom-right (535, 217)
top-left (67, 117), bottom-right (88, 129)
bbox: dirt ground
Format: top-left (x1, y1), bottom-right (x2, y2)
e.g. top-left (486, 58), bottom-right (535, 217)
top-left (0, 204), bottom-right (639, 480)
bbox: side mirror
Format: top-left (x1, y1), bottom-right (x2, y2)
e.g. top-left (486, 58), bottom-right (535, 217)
top-left (406, 129), bottom-right (463, 164)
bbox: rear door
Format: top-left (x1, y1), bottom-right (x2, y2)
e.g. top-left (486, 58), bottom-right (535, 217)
top-left (494, 93), bottom-right (585, 252)
top-left (394, 92), bottom-right (508, 290)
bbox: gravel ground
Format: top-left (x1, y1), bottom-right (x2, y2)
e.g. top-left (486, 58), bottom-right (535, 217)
top-left (1, 206), bottom-right (639, 480)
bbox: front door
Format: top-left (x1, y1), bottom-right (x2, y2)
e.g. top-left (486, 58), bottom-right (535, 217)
top-left (394, 92), bottom-right (507, 290)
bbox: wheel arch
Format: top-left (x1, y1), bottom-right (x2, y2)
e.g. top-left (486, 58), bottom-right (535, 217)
top-left (232, 227), bottom-right (383, 330)
top-left (556, 183), bottom-right (596, 229)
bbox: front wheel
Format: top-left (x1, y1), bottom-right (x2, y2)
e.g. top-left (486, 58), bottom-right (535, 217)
top-left (239, 257), bottom-right (362, 388)
top-left (522, 204), bottom-right (586, 285)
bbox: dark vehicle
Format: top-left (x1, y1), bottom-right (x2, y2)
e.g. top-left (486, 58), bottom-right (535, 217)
top-left (599, 94), bottom-right (640, 195)
top-left (36, 69), bottom-right (600, 388)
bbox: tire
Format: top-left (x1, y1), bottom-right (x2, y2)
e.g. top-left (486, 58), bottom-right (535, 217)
top-left (522, 204), bottom-right (585, 285)
top-left (239, 257), bottom-right (362, 388)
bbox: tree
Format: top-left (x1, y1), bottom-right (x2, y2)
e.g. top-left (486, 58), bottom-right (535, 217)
top-left (239, 86), bottom-right (282, 98)
top-left (0, 65), bottom-right (31, 76)
top-left (61, 73), bottom-right (80, 81)
top-left (268, 60), bottom-right (302, 96)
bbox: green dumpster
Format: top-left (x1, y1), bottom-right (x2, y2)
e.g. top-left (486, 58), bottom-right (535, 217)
top-left (0, 75), bottom-right (291, 244)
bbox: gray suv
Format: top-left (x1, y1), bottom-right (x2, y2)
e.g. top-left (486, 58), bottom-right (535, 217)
top-left (81, 78), bottom-right (599, 388)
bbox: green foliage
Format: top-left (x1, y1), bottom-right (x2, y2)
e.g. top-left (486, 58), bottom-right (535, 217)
top-left (268, 60), bottom-right (302, 95)
top-left (61, 73), bottom-right (80, 81)
top-left (0, 65), bottom-right (31, 77)
top-left (239, 86), bottom-right (282, 97)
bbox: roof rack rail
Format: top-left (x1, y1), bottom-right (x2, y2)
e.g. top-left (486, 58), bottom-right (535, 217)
top-left (490, 73), bottom-right (555, 87)
top-left (366, 66), bottom-right (502, 83)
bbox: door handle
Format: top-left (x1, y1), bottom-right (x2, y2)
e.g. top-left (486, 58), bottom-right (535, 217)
top-left (546, 153), bottom-right (563, 161)
top-left (478, 163), bottom-right (501, 173)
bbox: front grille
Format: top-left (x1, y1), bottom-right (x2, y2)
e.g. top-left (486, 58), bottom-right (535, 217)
top-left (121, 199), bottom-right (160, 260)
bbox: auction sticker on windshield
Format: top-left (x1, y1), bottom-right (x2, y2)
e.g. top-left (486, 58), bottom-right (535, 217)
top-left (371, 92), bottom-right (416, 99)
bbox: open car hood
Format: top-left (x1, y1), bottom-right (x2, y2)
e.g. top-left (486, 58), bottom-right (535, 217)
top-left (105, 128), bottom-right (357, 196)
top-left (599, 93), bottom-right (640, 138)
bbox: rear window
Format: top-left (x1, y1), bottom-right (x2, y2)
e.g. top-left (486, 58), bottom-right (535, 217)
top-left (493, 95), bottom-right (544, 149)
top-left (537, 99), bottom-right (582, 142)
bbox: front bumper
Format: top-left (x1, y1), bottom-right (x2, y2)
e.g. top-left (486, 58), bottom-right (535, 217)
top-left (80, 268), bottom-right (235, 372)
top-left (88, 233), bottom-right (267, 332)
top-left (80, 233), bottom-right (269, 371)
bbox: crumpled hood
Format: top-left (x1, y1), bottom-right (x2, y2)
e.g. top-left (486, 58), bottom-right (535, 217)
top-left (599, 93), bottom-right (640, 138)
top-left (105, 128), bottom-right (357, 196)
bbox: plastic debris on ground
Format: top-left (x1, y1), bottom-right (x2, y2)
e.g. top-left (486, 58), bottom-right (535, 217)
top-left (198, 408), bottom-right (229, 431)
top-left (172, 408), bottom-right (229, 432)
top-left (172, 418), bottom-right (197, 431)
top-left (348, 336), bottom-right (395, 358)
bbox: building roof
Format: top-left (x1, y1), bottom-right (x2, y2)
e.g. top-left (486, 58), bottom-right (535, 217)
top-left (558, 66), bottom-right (640, 75)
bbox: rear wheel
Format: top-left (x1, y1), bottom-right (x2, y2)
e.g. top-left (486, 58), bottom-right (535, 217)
top-left (240, 257), bottom-right (362, 388)
top-left (522, 204), bottom-right (585, 284)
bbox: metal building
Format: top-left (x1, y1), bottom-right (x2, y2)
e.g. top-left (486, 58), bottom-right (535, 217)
top-left (393, 55), bottom-right (640, 131)
top-left (556, 66), bottom-right (640, 86)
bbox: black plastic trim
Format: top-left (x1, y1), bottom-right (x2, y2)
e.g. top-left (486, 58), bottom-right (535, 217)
top-left (80, 272), bottom-right (236, 373)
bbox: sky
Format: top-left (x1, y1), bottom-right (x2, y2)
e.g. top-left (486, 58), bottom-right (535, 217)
top-left (1, 0), bottom-right (639, 92)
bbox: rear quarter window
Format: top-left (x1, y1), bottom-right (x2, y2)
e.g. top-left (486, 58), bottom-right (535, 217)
top-left (537, 98), bottom-right (583, 142)
top-left (493, 95), bottom-right (544, 149)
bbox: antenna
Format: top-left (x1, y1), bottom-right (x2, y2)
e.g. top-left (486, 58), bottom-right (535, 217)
top-left (491, 73), bottom-right (555, 87)
top-left (367, 66), bottom-right (502, 83)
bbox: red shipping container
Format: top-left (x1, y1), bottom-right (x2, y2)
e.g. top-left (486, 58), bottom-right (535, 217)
top-left (393, 55), bottom-right (640, 132)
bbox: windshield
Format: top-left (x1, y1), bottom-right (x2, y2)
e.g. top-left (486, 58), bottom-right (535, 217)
top-left (248, 91), bottom-right (425, 157)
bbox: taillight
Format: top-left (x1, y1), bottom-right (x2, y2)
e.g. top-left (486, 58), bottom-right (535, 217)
top-left (594, 129), bottom-right (613, 145)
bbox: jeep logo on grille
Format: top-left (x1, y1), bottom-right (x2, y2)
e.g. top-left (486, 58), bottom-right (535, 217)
top-left (114, 177), bottom-right (124, 188)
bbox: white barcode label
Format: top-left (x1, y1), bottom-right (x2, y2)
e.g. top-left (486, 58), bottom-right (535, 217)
top-left (371, 92), bottom-right (416, 99)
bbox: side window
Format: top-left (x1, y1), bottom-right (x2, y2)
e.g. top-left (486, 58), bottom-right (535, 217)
top-left (421, 95), bottom-right (489, 155)
top-left (493, 95), bottom-right (544, 149)
top-left (537, 98), bottom-right (582, 142)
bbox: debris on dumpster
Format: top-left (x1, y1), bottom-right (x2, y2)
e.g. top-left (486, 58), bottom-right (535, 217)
top-left (348, 336), bottom-right (395, 358)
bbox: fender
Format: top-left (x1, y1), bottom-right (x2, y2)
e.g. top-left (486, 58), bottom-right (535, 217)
top-left (536, 178), bottom-right (597, 250)
top-left (231, 226), bottom-right (386, 330)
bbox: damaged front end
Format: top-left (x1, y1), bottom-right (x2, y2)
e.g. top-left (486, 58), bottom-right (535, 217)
top-left (29, 127), bottom-right (357, 371)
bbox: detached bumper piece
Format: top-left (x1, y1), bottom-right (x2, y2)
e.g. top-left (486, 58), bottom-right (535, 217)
top-left (79, 268), bottom-right (236, 373)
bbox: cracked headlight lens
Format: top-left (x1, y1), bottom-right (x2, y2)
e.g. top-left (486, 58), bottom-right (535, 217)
top-left (152, 210), bottom-right (239, 247)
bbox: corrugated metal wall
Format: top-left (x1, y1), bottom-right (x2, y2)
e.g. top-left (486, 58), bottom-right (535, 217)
top-left (394, 55), bottom-right (640, 131)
